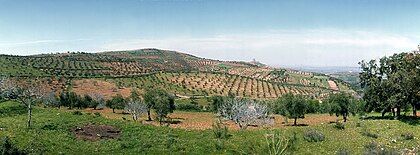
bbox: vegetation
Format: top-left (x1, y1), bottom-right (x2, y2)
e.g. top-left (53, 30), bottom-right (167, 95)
top-left (275, 93), bottom-right (308, 126)
top-left (325, 92), bottom-right (356, 122)
top-left (0, 48), bottom-right (418, 154)
top-left (359, 51), bottom-right (420, 117)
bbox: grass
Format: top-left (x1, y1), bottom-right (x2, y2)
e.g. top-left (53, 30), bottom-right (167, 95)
top-left (0, 101), bottom-right (418, 154)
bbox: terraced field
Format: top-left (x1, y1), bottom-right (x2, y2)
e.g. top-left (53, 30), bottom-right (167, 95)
top-left (0, 49), bottom-right (354, 98)
top-left (102, 72), bottom-right (333, 99)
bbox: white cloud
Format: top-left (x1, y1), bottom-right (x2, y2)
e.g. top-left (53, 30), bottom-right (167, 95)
top-left (0, 39), bottom-right (91, 47)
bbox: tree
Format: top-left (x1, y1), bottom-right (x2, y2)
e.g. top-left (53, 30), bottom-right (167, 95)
top-left (211, 95), bottom-right (225, 112)
top-left (90, 93), bottom-right (105, 110)
top-left (275, 93), bottom-right (307, 126)
top-left (152, 91), bottom-right (175, 124)
top-left (124, 100), bottom-right (147, 121)
top-left (218, 98), bottom-right (270, 129)
top-left (0, 78), bottom-right (46, 128)
top-left (42, 92), bottom-right (60, 108)
top-left (325, 92), bottom-right (356, 122)
top-left (143, 89), bottom-right (174, 121)
top-left (359, 51), bottom-right (420, 117)
top-left (106, 94), bottom-right (126, 113)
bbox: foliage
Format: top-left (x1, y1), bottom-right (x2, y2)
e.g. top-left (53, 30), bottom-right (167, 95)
top-left (0, 101), bottom-right (419, 154)
top-left (175, 102), bottom-right (202, 112)
top-left (325, 92), bottom-right (356, 122)
top-left (306, 99), bottom-right (322, 114)
top-left (275, 93), bottom-right (308, 126)
top-left (359, 51), bottom-right (420, 117)
top-left (303, 129), bottom-right (325, 142)
top-left (363, 141), bottom-right (399, 155)
top-left (265, 131), bottom-right (297, 155)
top-left (106, 94), bottom-right (126, 113)
top-left (218, 98), bottom-right (270, 129)
top-left (0, 137), bottom-right (27, 155)
top-left (153, 94), bottom-right (176, 124)
top-left (124, 100), bottom-right (147, 121)
top-left (212, 118), bottom-right (229, 139)
top-left (210, 96), bottom-right (225, 112)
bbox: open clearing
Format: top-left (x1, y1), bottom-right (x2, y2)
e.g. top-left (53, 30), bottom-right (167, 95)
top-left (1, 101), bottom-right (418, 154)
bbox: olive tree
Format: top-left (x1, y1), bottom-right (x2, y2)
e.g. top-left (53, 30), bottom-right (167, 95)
top-left (325, 92), bottom-right (356, 122)
top-left (218, 98), bottom-right (270, 129)
top-left (106, 94), bottom-right (126, 113)
top-left (124, 100), bottom-right (147, 121)
top-left (275, 93), bottom-right (307, 126)
top-left (90, 93), bottom-right (105, 110)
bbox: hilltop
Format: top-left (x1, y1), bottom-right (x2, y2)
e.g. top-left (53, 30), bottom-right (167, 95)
top-left (0, 49), bottom-right (354, 99)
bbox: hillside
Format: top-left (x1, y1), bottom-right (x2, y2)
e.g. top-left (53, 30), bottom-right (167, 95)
top-left (0, 49), bottom-right (354, 98)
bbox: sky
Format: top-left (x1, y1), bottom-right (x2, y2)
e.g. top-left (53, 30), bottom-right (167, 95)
top-left (0, 0), bottom-right (419, 67)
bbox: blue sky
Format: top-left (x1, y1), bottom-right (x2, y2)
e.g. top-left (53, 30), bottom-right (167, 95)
top-left (0, 0), bottom-right (419, 67)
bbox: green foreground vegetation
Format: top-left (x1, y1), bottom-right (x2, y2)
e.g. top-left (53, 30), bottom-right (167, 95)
top-left (1, 101), bottom-right (418, 154)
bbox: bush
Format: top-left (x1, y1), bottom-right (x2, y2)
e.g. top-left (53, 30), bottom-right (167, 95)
top-left (304, 129), bottom-right (325, 142)
top-left (0, 102), bottom-right (26, 116)
top-left (72, 111), bottom-right (83, 115)
top-left (364, 141), bottom-right (399, 155)
top-left (401, 132), bottom-right (414, 140)
top-left (265, 131), bottom-right (297, 155)
top-left (1, 136), bottom-right (27, 155)
top-left (41, 123), bottom-right (57, 130)
top-left (212, 119), bottom-right (229, 139)
top-left (333, 121), bottom-right (345, 130)
top-left (176, 103), bottom-right (202, 112)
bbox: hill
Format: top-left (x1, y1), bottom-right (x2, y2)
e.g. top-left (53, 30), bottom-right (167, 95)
top-left (0, 49), bottom-right (354, 99)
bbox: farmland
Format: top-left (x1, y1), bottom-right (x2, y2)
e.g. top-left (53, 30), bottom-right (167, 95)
top-left (1, 49), bottom-right (352, 99)
top-left (1, 49), bottom-right (418, 155)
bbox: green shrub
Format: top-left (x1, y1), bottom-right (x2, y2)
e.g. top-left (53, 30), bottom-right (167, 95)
top-left (1, 136), bottom-right (27, 155)
top-left (0, 102), bottom-right (26, 116)
top-left (41, 123), bottom-right (57, 130)
top-left (364, 141), bottom-right (398, 155)
top-left (401, 132), bottom-right (414, 140)
top-left (265, 131), bottom-right (297, 155)
top-left (176, 103), bottom-right (202, 112)
top-left (212, 119), bottom-right (229, 139)
top-left (304, 129), bottom-right (325, 142)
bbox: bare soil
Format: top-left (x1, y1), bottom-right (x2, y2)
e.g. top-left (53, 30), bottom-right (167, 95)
top-left (72, 124), bottom-right (121, 141)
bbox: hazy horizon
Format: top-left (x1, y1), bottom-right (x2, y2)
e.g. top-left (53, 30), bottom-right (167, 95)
top-left (1, 0), bottom-right (419, 67)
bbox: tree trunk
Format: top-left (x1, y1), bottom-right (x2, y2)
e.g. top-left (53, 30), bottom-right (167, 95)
top-left (391, 108), bottom-right (395, 117)
top-left (381, 109), bottom-right (387, 117)
top-left (112, 108), bottom-right (115, 113)
top-left (147, 110), bottom-right (152, 121)
top-left (27, 102), bottom-right (32, 128)
top-left (396, 107), bottom-right (401, 117)
top-left (412, 104), bottom-right (417, 117)
top-left (294, 117), bottom-right (297, 126)
top-left (343, 113), bottom-right (347, 122)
